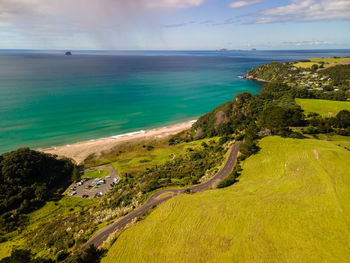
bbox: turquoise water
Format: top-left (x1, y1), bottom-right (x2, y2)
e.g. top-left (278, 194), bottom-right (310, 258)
top-left (1, 50), bottom-right (350, 153)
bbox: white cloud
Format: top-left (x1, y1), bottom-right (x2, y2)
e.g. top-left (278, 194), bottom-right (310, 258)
top-left (0, 0), bottom-right (205, 48)
top-left (283, 40), bottom-right (335, 46)
top-left (255, 0), bottom-right (350, 23)
top-left (149, 0), bottom-right (204, 8)
top-left (229, 0), bottom-right (263, 8)
top-left (162, 21), bottom-right (196, 27)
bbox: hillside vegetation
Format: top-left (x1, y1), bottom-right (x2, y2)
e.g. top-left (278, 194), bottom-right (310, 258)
top-left (0, 148), bottom-right (75, 239)
top-left (296, 98), bottom-right (350, 117)
top-left (245, 58), bottom-right (350, 101)
top-left (0, 138), bottom-right (227, 261)
top-left (103, 136), bottom-right (350, 263)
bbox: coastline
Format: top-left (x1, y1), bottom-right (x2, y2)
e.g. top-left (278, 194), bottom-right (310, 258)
top-left (242, 74), bottom-right (269, 83)
top-left (42, 120), bottom-right (196, 164)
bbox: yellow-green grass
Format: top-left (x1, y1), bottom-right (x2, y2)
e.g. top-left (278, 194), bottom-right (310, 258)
top-left (296, 98), bottom-right (350, 117)
top-left (0, 196), bottom-right (95, 259)
top-left (28, 196), bottom-right (95, 229)
top-left (293, 57), bottom-right (350, 69)
top-left (0, 238), bottom-right (26, 259)
top-left (111, 137), bottom-right (218, 176)
top-left (103, 136), bottom-right (350, 263)
top-left (83, 169), bottom-right (110, 178)
top-left (315, 134), bottom-right (350, 149)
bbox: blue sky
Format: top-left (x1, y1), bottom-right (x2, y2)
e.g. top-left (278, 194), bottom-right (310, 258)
top-left (0, 0), bottom-right (349, 50)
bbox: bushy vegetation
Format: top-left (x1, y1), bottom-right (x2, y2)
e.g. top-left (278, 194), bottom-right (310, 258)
top-left (0, 249), bottom-right (52, 263)
top-left (321, 64), bottom-right (350, 87)
top-left (217, 162), bottom-right (242, 188)
top-left (247, 59), bottom-right (350, 101)
top-left (0, 148), bottom-right (74, 237)
top-left (0, 245), bottom-right (105, 263)
top-left (192, 81), bottom-right (305, 140)
top-left (247, 61), bottom-right (295, 81)
top-left (106, 139), bottom-right (225, 209)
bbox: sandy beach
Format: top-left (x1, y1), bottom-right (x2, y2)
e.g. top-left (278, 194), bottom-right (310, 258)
top-left (42, 120), bottom-right (195, 164)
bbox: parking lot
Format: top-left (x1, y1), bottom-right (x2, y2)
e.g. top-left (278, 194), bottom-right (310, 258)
top-left (67, 165), bottom-right (119, 199)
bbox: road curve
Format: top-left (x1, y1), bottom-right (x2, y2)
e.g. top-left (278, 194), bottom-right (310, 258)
top-left (82, 141), bottom-right (241, 249)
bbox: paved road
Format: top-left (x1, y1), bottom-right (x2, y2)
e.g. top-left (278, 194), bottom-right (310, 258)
top-left (82, 141), bottom-right (241, 249)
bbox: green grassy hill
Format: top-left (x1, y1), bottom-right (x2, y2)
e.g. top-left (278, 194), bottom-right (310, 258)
top-left (296, 98), bottom-right (350, 117)
top-left (293, 57), bottom-right (350, 69)
top-left (103, 136), bottom-right (350, 263)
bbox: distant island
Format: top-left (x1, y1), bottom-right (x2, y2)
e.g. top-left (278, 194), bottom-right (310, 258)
top-left (65, 51), bottom-right (72, 56)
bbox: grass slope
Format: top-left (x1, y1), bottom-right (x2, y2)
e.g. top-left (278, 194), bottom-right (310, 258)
top-left (0, 196), bottom-right (95, 259)
top-left (293, 57), bottom-right (350, 69)
top-left (110, 138), bottom-right (218, 176)
top-left (296, 98), bottom-right (350, 117)
top-left (83, 169), bottom-right (110, 178)
top-left (103, 136), bottom-right (350, 263)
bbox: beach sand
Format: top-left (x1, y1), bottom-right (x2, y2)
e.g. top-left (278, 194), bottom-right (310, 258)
top-left (42, 120), bottom-right (195, 164)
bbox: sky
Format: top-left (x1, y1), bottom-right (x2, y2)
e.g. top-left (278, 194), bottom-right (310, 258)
top-left (0, 0), bottom-right (349, 50)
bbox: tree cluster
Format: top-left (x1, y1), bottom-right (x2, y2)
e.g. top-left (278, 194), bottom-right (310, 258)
top-left (0, 148), bottom-right (74, 235)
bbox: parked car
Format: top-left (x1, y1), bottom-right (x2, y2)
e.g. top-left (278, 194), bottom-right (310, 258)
top-left (106, 176), bottom-right (111, 179)
top-left (71, 191), bottom-right (77, 196)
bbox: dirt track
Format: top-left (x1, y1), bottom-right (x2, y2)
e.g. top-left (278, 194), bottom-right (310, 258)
top-left (82, 141), bottom-right (241, 249)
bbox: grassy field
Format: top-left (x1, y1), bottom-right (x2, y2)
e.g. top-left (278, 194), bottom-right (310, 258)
top-left (83, 169), bottom-right (110, 178)
top-left (103, 136), bottom-right (350, 263)
top-left (314, 134), bottom-right (350, 150)
top-left (296, 98), bottom-right (350, 117)
top-left (293, 57), bottom-right (350, 69)
top-left (110, 137), bottom-right (218, 176)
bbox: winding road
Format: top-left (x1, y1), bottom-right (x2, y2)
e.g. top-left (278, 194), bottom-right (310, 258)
top-left (82, 141), bottom-right (241, 249)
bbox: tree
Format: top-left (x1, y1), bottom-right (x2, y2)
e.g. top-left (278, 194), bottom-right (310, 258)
top-left (72, 166), bottom-right (80, 182)
top-left (259, 106), bottom-right (289, 133)
top-left (245, 122), bottom-right (260, 141)
top-left (239, 140), bottom-right (260, 157)
top-left (336, 110), bottom-right (350, 128)
top-left (311, 64), bottom-right (318, 70)
top-left (0, 148), bottom-right (74, 233)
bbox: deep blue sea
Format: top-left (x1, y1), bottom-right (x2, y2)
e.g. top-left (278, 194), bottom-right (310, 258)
top-left (1, 49), bottom-right (350, 153)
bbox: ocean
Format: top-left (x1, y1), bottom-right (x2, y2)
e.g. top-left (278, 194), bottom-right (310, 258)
top-left (1, 49), bottom-right (350, 153)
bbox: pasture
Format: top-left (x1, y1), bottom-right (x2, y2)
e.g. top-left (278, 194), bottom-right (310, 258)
top-left (103, 136), bottom-right (350, 263)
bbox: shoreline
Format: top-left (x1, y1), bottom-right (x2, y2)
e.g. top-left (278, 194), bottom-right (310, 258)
top-left (241, 74), bottom-right (269, 83)
top-left (42, 120), bottom-right (196, 164)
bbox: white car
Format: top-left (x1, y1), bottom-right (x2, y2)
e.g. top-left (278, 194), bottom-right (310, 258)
top-left (106, 176), bottom-right (111, 179)
top-left (71, 191), bottom-right (77, 196)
